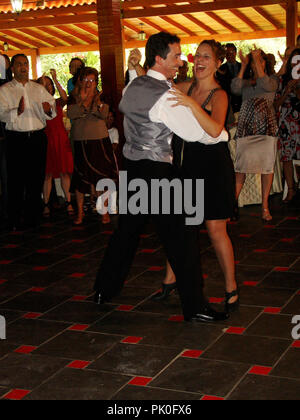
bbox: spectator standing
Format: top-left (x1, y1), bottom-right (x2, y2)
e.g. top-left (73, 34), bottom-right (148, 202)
top-left (174, 60), bottom-right (191, 84)
top-left (219, 43), bottom-right (242, 114)
top-left (274, 48), bottom-right (300, 203)
top-left (67, 57), bottom-right (85, 95)
top-left (67, 67), bottom-right (118, 225)
top-left (0, 54), bottom-right (56, 230)
top-left (37, 70), bottom-right (74, 216)
top-left (232, 49), bottom-right (279, 221)
top-left (0, 54), bottom-right (12, 222)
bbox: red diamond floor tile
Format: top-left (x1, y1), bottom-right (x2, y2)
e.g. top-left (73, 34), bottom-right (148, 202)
top-left (67, 360), bottom-right (91, 369)
top-left (121, 336), bottom-right (144, 344)
top-left (3, 389), bottom-right (31, 400)
top-left (14, 346), bottom-right (37, 354)
top-left (128, 377), bottom-right (153, 387)
top-left (249, 366), bottom-right (273, 376)
top-left (181, 350), bottom-right (203, 358)
top-left (68, 324), bottom-right (90, 331)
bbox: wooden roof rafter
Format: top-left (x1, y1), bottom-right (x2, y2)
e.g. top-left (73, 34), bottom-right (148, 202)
top-left (228, 8), bottom-right (261, 32)
top-left (0, 0), bottom-right (298, 53)
top-left (122, 0), bottom-right (286, 19)
top-left (182, 13), bottom-right (218, 35)
top-left (0, 29), bottom-right (44, 48)
top-left (252, 6), bottom-right (283, 29)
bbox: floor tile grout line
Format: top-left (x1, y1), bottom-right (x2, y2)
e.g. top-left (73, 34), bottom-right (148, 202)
top-left (279, 288), bottom-right (300, 313)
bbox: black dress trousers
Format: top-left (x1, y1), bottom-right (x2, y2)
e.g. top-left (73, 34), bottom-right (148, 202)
top-left (6, 129), bottom-right (47, 229)
top-left (94, 157), bottom-right (205, 319)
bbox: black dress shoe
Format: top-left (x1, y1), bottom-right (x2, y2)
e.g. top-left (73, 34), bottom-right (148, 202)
top-left (185, 305), bottom-right (229, 323)
top-left (151, 282), bottom-right (177, 301)
top-left (93, 291), bottom-right (106, 305)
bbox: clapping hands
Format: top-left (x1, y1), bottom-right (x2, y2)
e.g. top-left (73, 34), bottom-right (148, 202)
top-left (128, 49), bottom-right (142, 70)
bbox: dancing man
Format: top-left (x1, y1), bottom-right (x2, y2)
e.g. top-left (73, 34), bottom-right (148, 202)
top-left (93, 32), bottom-right (229, 323)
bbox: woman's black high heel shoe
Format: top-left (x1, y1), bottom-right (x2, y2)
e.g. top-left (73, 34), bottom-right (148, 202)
top-left (225, 290), bottom-right (239, 313)
top-left (151, 283), bottom-right (177, 301)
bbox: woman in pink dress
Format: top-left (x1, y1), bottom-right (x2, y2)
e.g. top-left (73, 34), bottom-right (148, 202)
top-left (38, 70), bottom-right (74, 216)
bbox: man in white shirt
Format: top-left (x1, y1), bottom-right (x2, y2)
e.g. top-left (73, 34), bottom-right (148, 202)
top-left (0, 54), bottom-right (56, 230)
top-left (94, 32), bottom-right (229, 323)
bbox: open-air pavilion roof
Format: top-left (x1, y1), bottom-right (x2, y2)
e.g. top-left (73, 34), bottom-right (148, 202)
top-left (0, 0), bottom-right (298, 117)
top-left (0, 0), bottom-right (299, 55)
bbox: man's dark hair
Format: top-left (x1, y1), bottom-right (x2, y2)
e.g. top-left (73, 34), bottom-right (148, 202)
top-left (11, 54), bottom-right (28, 67)
top-left (226, 43), bottom-right (237, 52)
top-left (146, 32), bottom-right (181, 69)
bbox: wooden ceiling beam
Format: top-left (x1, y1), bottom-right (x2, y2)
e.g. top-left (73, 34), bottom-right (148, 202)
top-left (159, 16), bottom-right (198, 37)
top-left (39, 43), bottom-right (100, 55)
top-left (0, 4), bottom-right (97, 21)
top-left (204, 11), bottom-right (239, 33)
top-left (0, 13), bottom-right (97, 30)
top-left (253, 6), bottom-right (283, 29)
top-left (0, 29), bottom-right (43, 49)
top-left (0, 34), bottom-right (23, 50)
top-left (19, 28), bottom-right (58, 47)
top-left (138, 17), bottom-right (165, 33)
top-left (123, 21), bottom-right (142, 34)
top-left (123, 0), bottom-right (285, 19)
top-left (123, 0), bottom-right (283, 10)
top-left (55, 25), bottom-right (93, 44)
top-left (75, 23), bottom-right (99, 37)
top-left (124, 27), bottom-right (287, 49)
top-left (228, 9), bottom-right (261, 31)
top-left (182, 13), bottom-right (217, 35)
top-left (279, 3), bottom-right (300, 25)
top-left (37, 26), bottom-right (74, 46)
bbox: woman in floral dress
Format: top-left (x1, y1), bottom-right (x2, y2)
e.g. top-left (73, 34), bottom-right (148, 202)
top-left (274, 48), bottom-right (300, 203)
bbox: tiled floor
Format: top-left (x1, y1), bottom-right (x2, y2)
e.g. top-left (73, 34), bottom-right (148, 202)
top-left (0, 193), bottom-right (300, 401)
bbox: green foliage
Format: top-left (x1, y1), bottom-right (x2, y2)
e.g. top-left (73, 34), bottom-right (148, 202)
top-left (180, 37), bottom-right (287, 74)
top-left (39, 37), bottom-right (287, 95)
top-left (40, 51), bottom-right (101, 95)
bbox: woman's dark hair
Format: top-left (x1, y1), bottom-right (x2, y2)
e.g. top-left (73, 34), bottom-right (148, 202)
top-left (146, 32), bottom-right (181, 69)
top-left (243, 49), bottom-right (273, 79)
top-left (199, 40), bottom-right (226, 63)
top-left (197, 40), bottom-right (226, 85)
top-left (79, 67), bottom-right (99, 85)
top-left (37, 75), bottom-right (55, 96)
top-left (282, 47), bottom-right (300, 88)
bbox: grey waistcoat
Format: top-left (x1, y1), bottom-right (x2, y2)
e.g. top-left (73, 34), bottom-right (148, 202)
top-left (119, 75), bottom-right (173, 164)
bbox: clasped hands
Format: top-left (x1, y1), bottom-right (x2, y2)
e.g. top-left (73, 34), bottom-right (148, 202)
top-left (17, 96), bottom-right (52, 116)
top-left (80, 87), bottom-right (103, 111)
top-left (128, 48), bottom-right (142, 70)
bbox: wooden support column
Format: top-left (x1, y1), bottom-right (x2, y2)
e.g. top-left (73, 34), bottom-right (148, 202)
top-left (286, 0), bottom-right (297, 47)
top-left (96, 0), bottom-right (125, 123)
top-left (31, 49), bottom-right (42, 80)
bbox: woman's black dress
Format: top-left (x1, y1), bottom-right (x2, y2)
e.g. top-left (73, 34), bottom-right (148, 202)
top-left (172, 86), bottom-right (236, 221)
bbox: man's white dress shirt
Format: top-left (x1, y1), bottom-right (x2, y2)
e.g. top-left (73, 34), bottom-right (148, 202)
top-left (127, 69), bottom-right (228, 145)
top-left (0, 79), bottom-right (56, 132)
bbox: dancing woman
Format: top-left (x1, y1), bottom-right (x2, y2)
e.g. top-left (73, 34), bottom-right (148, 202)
top-left (152, 40), bottom-right (238, 312)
